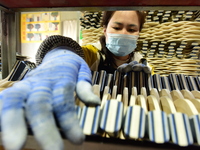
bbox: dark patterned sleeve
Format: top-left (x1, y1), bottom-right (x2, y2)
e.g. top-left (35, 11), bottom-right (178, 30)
top-left (35, 35), bottom-right (84, 66)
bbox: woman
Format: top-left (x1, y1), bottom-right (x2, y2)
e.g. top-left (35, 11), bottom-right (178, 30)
top-left (0, 11), bottom-right (149, 150)
top-left (90, 11), bottom-right (147, 73)
top-left (35, 11), bottom-right (150, 74)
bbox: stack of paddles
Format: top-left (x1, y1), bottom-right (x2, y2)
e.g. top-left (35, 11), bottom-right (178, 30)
top-left (80, 11), bottom-right (103, 45)
top-left (81, 27), bottom-right (103, 45)
top-left (138, 21), bottom-right (200, 42)
top-left (146, 58), bottom-right (200, 76)
top-left (138, 40), bottom-right (200, 59)
top-left (75, 70), bottom-right (200, 147)
top-left (136, 39), bottom-right (200, 76)
top-left (8, 60), bottom-right (36, 81)
top-left (145, 10), bottom-right (200, 23)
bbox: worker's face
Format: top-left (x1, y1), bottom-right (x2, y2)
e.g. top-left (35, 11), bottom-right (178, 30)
top-left (104, 11), bottom-right (140, 40)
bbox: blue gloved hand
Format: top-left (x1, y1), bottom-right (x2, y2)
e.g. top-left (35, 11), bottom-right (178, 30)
top-left (117, 60), bottom-right (151, 74)
top-left (0, 47), bottom-right (101, 149)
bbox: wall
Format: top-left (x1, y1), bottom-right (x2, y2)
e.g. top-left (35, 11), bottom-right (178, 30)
top-left (21, 11), bottom-right (80, 63)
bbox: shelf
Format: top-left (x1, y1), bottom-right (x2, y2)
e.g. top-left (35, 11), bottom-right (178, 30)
top-left (1, 0), bottom-right (200, 11)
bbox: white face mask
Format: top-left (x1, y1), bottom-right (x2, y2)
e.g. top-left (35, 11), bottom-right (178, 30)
top-left (106, 33), bottom-right (138, 57)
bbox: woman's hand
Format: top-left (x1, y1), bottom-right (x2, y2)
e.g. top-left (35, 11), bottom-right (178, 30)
top-left (0, 48), bottom-right (101, 150)
top-left (117, 60), bottom-right (151, 74)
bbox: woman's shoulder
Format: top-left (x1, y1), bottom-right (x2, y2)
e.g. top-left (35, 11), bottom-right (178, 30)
top-left (81, 44), bottom-right (100, 53)
top-left (81, 44), bottom-right (101, 67)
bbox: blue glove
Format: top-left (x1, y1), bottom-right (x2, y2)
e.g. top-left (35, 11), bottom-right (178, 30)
top-left (117, 60), bottom-right (151, 74)
top-left (0, 47), bottom-right (101, 150)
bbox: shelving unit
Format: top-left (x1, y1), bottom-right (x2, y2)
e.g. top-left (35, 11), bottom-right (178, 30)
top-left (0, 0), bottom-right (200, 149)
